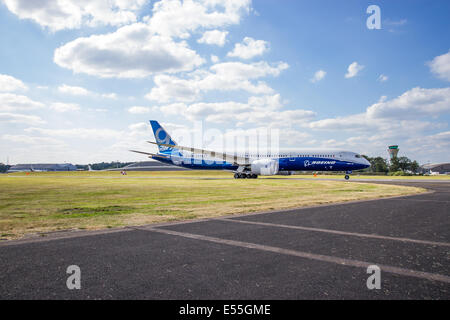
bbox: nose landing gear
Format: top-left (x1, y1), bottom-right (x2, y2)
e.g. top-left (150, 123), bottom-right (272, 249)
top-left (345, 171), bottom-right (352, 180)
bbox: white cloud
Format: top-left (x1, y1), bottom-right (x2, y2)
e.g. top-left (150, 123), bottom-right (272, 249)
top-left (101, 93), bottom-right (118, 100)
top-left (197, 30), bottom-right (228, 46)
top-left (227, 37), bottom-right (269, 59)
top-left (128, 122), bottom-right (149, 132)
top-left (310, 87), bottom-right (450, 133)
top-left (367, 87), bottom-right (450, 119)
top-left (156, 94), bottom-right (316, 127)
top-left (0, 74), bottom-right (28, 92)
top-left (146, 61), bottom-right (289, 102)
top-left (127, 122), bottom-right (155, 138)
top-left (3, 0), bottom-right (147, 31)
top-left (409, 131), bottom-right (450, 155)
top-left (158, 103), bottom-right (189, 116)
top-left (144, 0), bottom-right (251, 38)
top-left (311, 70), bottom-right (326, 83)
top-left (128, 106), bottom-right (152, 114)
top-left (54, 23), bottom-right (205, 78)
top-left (58, 84), bottom-right (117, 99)
top-left (378, 74), bottom-right (388, 82)
top-left (49, 102), bottom-right (80, 112)
top-left (58, 84), bottom-right (90, 96)
top-left (0, 93), bottom-right (44, 112)
top-left (0, 113), bottom-right (45, 125)
top-left (211, 55), bottom-right (219, 63)
top-left (146, 75), bottom-right (201, 103)
top-left (53, 0), bottom-right (252, 78)
top-left (309, 113), bottom-right (369, 131)
top-left (24, 127), bottom-right (123, 139)
top-left (428, 50), bottom-right (450, 81)
top-left (345, 61), bottom-right (364, 78)
top-left (1, 134), bottom-right (63, 145)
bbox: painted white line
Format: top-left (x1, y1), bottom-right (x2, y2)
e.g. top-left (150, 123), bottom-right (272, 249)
top-left (145, 227), bottom-right (450, 284)
top-left (215, 218), bottom-right (450, 247)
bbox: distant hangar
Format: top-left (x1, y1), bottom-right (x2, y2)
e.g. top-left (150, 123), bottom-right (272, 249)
top-left (7, 163), bottom-right (77, 172)
top-left (420, 163), bottom-right (450, 175)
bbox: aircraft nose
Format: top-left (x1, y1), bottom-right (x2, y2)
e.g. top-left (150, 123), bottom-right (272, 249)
top-left (363, 158), bottom-right (371, 167)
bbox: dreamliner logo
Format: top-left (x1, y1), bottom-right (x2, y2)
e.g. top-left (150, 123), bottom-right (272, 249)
top-left (155, 127), bottom-right (171, 151)
top-left (304, 160), bottom-right (336, 167)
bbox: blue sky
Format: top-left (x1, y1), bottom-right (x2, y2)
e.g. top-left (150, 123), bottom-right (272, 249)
top-left (0, 0), bottom-right (449, 164)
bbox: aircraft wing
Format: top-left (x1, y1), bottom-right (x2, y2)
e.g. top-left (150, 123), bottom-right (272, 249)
top-left (147, 142), bottom-right (251, 165)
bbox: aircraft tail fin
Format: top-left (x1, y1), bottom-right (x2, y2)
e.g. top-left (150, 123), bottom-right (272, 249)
top-left (149, 120), bottom-right (177, 154)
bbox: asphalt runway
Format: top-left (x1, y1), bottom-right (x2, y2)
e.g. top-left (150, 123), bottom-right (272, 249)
top-left (0, 180), bottom-right (449, 299)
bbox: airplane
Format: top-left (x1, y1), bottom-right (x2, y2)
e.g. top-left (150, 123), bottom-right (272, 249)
top-left (30, 165), bottom-right (44, 172)
top-left (130, 120), bottom-right (370, 180)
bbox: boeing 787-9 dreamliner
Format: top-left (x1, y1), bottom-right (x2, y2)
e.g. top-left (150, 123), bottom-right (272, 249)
top-left (130, 121), bottom-right (370, 180)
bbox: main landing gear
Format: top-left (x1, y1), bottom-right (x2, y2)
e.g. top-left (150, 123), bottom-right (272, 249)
top-left (234, 173), bottom-right (258, 179)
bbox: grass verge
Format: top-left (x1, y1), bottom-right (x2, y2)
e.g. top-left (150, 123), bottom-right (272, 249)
top-left (0, 171), bottom-right (426, 239)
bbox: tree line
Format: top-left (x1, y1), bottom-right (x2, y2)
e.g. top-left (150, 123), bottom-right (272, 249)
top-left (361, 156), bottom-right (420, 175)
top-left (77, 162), bottom-right (134, 171)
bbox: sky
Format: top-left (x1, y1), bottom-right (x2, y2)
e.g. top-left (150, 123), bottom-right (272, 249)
top-left (0, 0), bottom-right (449, 165)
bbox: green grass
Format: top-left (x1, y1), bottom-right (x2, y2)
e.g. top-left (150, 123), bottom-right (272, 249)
top-left (0, 171), bottom-right (427, 239)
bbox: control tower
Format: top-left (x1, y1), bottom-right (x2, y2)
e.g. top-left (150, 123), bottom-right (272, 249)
top-left (388, 145), bottom-right (399, 159)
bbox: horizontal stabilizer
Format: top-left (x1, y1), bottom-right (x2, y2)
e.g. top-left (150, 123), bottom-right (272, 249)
top-left (129, 150), bottom-right (170, 159)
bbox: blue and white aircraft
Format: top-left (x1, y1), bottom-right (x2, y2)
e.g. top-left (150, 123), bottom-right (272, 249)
top-left (131, 121), bottom-right (370, 180)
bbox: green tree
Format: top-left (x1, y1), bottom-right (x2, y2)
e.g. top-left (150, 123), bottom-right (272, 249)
top-left (389, 157), bottom-right (400, 172)
top-left (410, 160), bottom-right (420, 173)
top-left (389, 156), bottom-right (420, 173)
top-left (371, 157), bottom-right (389, 173)
top-left (89, 162), bottom-right (134, 171)
top-left (397, 157), bottom-right (412, 171)
top-left (0, 163), bottom-right (10, 173)
top-left (362, 156), bottom-right (388, 173)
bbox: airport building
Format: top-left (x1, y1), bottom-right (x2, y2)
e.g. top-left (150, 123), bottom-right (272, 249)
top-left (420, 163), bottom-right (450, 175)
top-left (7, 163), bottom-right (77, 172)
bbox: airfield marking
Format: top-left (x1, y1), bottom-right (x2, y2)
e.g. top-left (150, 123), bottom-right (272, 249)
top-left (143, 227), bottom-right (450, 284)
top-left (214, 218), bottom-right (450, 247)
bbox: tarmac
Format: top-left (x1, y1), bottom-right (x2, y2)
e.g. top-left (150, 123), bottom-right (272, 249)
top-left (0, 180), bottom-right (449, 299)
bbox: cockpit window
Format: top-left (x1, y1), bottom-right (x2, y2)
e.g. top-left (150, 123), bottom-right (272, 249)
top-left (355, 154), bottom-right (361, 158)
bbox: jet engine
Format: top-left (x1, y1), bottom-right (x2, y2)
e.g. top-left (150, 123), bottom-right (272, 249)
top-left (250, 159), bottom-right (279, 176)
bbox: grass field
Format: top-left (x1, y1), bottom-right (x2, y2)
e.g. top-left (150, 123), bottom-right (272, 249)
top-left (0, 171), bottom-right (428, 240)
